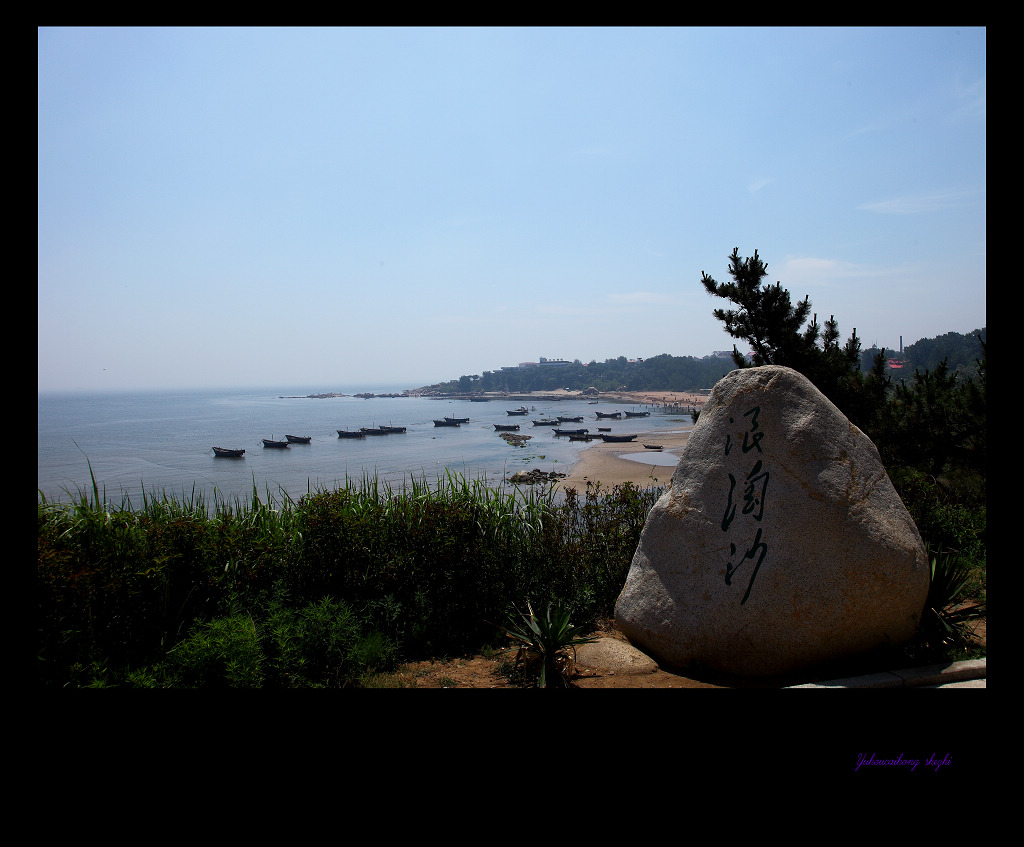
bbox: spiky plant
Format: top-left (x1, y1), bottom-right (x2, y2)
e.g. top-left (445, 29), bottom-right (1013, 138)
top-left (500, 599), bottom-right (597, 688)
top-left (920, 546), bottom-right (986, 650)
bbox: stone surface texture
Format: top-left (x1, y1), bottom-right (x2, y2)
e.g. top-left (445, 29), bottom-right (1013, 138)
top-left (614, 365), bottom-right (930, 677)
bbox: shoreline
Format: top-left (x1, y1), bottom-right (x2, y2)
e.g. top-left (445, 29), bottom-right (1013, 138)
top-left (556, 390), bottom-right (699, 491)
top-left (411, 388), bottom-right (710, 408)
top-left (556, 426), bottom-right (693, 492)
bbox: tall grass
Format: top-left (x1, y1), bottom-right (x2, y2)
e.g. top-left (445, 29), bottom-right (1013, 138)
top-left (38, 465), bottom-right (661, 687)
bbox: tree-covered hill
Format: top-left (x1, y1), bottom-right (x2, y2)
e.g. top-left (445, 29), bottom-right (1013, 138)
top-left (422, 353), bottom-right (737, 395)
top-left (861, 327), bottom-right (986, 381)
top-left (421, 324), bottom-right (986, 396)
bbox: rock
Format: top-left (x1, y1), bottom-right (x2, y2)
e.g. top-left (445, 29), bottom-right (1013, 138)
top-left (574, 638), bottom-right (659, 676)
top-left (509, 468), bottom-right (567, 484)
top-left (614, 365), bottom-right (930, 678)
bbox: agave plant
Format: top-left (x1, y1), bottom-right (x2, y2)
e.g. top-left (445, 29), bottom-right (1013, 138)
top-left (500, 599), bottom-right (597, 688)
top-left (920, 546), bottom-right (986, 648)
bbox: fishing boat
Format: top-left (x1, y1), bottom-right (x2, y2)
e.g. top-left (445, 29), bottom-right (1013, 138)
top-left (494, 424), bottom-right (521, 431)
top-left (597, 427), bottom-right (611, 432)
top-left (337, 429), bottom-right (366, 439)
top-left (445, 416), bottom-right (470, 424)
top-left (624, 410), bottom-right (651, 418)
top-left (285, 435), bottom-right (311, 443)
top-left (433, 419), bottom-right (461, 427)
top-left (643, 444), bottom-right (663, 450)
top-left (595, 410), bottom-right (621, 419)
top-left (360, 427), bottom-right (389, 435)
top-left (377, 425), bottom-right (407, 433)
top-left (557, 415), bottom-right (584, 422)
top-left (506, 407), bottom-right (529, 416)
top-left (263, 439), bottom-right (289, 448)
top-left (553, 428), bottom-right (589, 436)
top-left (212, 447), bottom-right (245, 457)
top-left (531, 419), bottom-right (559, 426)
top-left (599, 433), bottom-right (638, 443)
top-left (568, 434), bottom-right (592, 442)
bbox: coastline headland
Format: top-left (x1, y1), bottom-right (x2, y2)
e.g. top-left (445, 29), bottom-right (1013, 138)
top-left (279, 392), bottom-right (409, 399)
top-left (407, 387), bottom-right (708, 411)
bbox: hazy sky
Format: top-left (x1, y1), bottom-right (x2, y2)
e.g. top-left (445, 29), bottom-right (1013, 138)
top-left (38, 27), bottom-right (986, 393)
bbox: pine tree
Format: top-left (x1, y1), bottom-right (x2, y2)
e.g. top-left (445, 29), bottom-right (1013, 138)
top-left (701, 247), bottom-right (872, 427)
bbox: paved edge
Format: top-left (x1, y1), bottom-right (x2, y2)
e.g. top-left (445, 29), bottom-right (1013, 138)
top-left (784, 659), bottom-right (986, 688)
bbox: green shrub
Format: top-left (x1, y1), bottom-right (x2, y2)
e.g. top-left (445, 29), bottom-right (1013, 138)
top-left (39, 471), bottom-right (665, 686)
top-left (165, 612), bottom-right (266, 688)
top-left (499, 599), bottom-right (598, 688)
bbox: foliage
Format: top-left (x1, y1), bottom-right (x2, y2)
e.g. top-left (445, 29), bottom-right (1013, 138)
top-left (428, 353), bottom-right (732, 395)
top-left (498, 599), bottom-right (598, 688)
top-left (873, 341), bottom-right (986, 480)
top-left (163, 611), bottom-right (266, 688)
top-left (911, 547), bottom-right (987, 663)
top-left (700, 247), bottom-right (886, 430)
top-left (38, 470), bottom-right (660, 687)
top-left (902, 328), bottom-right (987, 380)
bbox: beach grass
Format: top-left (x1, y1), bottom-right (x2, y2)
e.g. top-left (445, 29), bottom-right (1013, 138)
top-left (38, 463), bottom-right (662, 687)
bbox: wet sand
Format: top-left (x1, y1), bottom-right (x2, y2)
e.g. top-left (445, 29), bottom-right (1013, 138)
top-left (549, 390), bottom-right (703, 491)
top-left (557, 426), bottom-right (692, 492)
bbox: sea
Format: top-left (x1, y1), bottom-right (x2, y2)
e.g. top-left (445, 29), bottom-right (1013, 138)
top-left (37, 386), bottom-right (694, 510)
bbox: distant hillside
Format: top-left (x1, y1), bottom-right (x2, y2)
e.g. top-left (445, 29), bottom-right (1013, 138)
top-left (422, 353), bottom-right (736, 395)
top-left (424, 328), bottom-right (986, 395)
top-left (861, 327), bottom-right (986, 381)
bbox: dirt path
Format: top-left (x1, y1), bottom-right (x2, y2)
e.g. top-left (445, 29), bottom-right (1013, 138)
top-left (371, 617), bottom-right (986, 688)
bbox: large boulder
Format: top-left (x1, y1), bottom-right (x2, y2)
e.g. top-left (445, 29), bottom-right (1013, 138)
top-left (615, 365), bottom-right (929, 678)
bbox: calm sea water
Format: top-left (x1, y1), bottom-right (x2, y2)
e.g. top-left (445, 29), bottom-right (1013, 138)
top-left (37, 387), bottom-right (692, 508)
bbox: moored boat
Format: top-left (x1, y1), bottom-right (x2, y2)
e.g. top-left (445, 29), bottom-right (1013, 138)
top-left (624, 410), bottom-right (651, 418)
top-left (568, 434), bottom-right (592, 442)
top-left (494, 424), bottom-right (521, 431)
top-left (337, 429), bottom-right (366, 438)
top-left (433, 419), bottom-right (461, 427)
top-left (377, 425), bottom-right (407, 433)
top-left (212, 447), bottom-right (245, 457)
top-left (643, 444), bottom-right (663, 450)
top-left (506, 407), bottom-right (529, 415)
top-left (557, 415), bottom-right (584, 422)
top-left (285, 434), bottom-right (311, 443)
top-left (595, 411), bottom-right (622, 419)
top-left (553, 428), bottom-right (589, 435)
top-left (360, 427), bottom-right (389, 435)
top-left (445, 416), bottom-right (470, 424)
top-left (263, 439), bottom-right (289, 448)
top-left (599, 433), bottom-right (638, 442)
top-left (531, 419), bottom-right (558, 426)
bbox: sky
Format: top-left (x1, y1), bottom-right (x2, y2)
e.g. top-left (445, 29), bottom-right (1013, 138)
top-left (38, 27), bottom-right (986, 393)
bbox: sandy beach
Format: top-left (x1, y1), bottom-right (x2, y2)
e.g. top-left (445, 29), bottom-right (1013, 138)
top-left (529, 389), bottom-right (700, 491)
top-left (556, 426), bottom-right (691, 491)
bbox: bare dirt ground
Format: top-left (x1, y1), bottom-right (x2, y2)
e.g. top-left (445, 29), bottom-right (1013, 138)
top-left (376, 615), bottom-right (986, 689)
